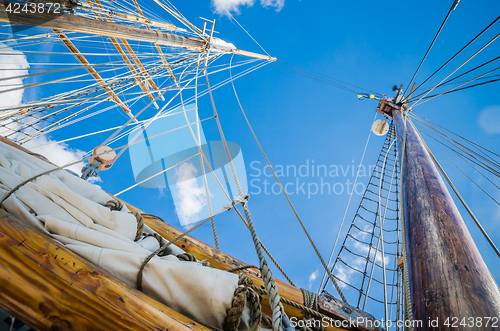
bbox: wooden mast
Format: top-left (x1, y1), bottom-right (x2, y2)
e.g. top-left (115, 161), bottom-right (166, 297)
top-left (392, 107), bottom-right (500, 329)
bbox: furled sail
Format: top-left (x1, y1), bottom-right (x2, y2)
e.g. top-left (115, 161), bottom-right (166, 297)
top-left (0, 139), bottom-right (258, 330)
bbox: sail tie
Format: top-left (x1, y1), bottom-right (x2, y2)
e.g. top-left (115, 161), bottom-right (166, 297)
top-left (223, 273), bottom-right (262, 331)
top-left (130, 210), bottom-right (145, 241)
top-left (136, 205), bottom-right (230, 291)
top-left (101, 199), bottom-right (123, 211)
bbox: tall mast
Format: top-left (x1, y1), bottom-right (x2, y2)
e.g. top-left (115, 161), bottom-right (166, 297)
top-left (391, 106), bottom-right (500, 328)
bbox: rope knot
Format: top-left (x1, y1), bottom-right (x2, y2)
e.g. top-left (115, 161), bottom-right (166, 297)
top-left (224, 273), bottom-right (262, 331)
top-left (101, 199), bottom-right (123, 211)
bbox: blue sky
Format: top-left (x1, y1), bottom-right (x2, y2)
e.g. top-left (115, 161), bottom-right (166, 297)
top-left (12, 0), bottom-right (500, 322)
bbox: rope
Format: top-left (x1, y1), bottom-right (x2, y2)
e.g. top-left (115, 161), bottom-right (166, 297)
top-left (240, 202), bottom-right (285, 331)
top-left (226, 202), bottom-right (296, 286)
top-left (143, 232), bottom-right (166, 248)
top-left (27, 151), bottom-right (50, 162)
top-left (301, 288), bottom-right (319, 314)
top-left (176, 252), bottom-right (196, 262)
top-left (136, 206), bottom-right (229, 291)
top-left (223, 273), bottom-right (262, 331)
top-left (130, 210), bottom-right (145, 241)
top-left (295, 288), bottom-right (323, 331)
top-left (404, 1), bottom-right (456, 96)
top-left (319, 113), bottom-right (376, 295)
top-left (397, 110), bottom-right (414, 331)
top-left (0, 142), bottom-right (145, 206)
top-left (411, 31), bottom-right (500, 108)
top-left (210, 216), bottom-right (219, 250)
top-left (225, 264), bottom-right (260, 272)
top-left (229, 55), bottom-right (346, 304)
top-left (260, 243), bottom-right (296, 287)
top-left (250, 285), bottom-right (333, 323)
top-left (206, 68), bottom-right (287, 330)
top-left (225, 9), bottom-right (270, 57)
top-left (362, 138), bottom-right (397, 317)
top-left (101, 199), bottom-right (124, 211)
top-left (413, 15), bottom-right (500, 94)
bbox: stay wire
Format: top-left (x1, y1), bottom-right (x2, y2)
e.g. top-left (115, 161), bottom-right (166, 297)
top-left (271, 63), bottom-right (360, 95)
top-left (229, 55), bottom-right (348, 303)
top-left (414, 15), bottom-right (500, 94)
top-left (411, 31), bottom-right (500, 108)
top-left (419, 131), bottom-right (500, 206)
top-left (410, 55), bottom-right (500, 101)
top-left (404, 1), bottom-right (456, 96)
top-left (409, 114), bottom-right (500, 170)
top-left (409, 115), bottom-right (500, 176)
top-left (277, 60), bottom-right (381, 96)
top-left (417, 127), bottom-right (500, 179)
top-left (225, 9), bottom-right (270, 57)
top-left (318, 112), bottom-right (376, 296)
top-left (411, 66), bottom-right (500, 107)
top-left (410, 112), bottom-right (500, 160)
top-left (413, 77), bottom-right (500, 105)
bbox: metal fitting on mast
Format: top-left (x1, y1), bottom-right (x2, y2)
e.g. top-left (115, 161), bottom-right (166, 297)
top-left (81, 145), bottom-right (117, 180)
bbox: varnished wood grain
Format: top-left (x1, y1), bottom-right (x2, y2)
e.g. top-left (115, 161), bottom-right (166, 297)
top-left (0, 209), bottom-right (208, 331)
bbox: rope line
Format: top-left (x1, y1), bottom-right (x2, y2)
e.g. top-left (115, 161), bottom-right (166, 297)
top-left (229, 56), bottom-right (346, 303)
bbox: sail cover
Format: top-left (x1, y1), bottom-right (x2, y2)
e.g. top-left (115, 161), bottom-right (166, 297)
top-left (0, 140), bottom-right (255, 330)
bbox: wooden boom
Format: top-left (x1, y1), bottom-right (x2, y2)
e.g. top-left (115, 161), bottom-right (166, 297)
top-left (0, 0), bottom-right (274, 61)
top-left (392, 108), bottom-right (500, 330)
top-left (0, 208), bottom-right (209, 331)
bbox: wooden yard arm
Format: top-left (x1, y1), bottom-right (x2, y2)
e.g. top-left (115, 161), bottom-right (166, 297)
top-left (0, 208), bottom-right (209, 331)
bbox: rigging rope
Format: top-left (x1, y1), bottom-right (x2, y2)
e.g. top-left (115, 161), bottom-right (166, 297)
top-left (410, 55), bottom-right (500, 101)
top-left (229, 56), bottom-right (347, 304)
top-left (411, 32), bottom-right (500, 108)
top-left (397, 110), bottom-right (414, 331)
top-left (404, 1), bottom-right (457, 96)
top-left (412, 14), bottom-right (500, 94)
top-left (225, 9), bottom-right (270, 57)
top-left (362, 139), bottom-right (398, 323)
top-left (326, 123), bottom-right (404, 322)
top-left (410, 66), bottom-right (500, 107)
top-left (206, 68), bottom-right (287, 331)
top-left (319, 112), bottom-right (376, 296)
top-left (136, 204), bottom-right (230, 291)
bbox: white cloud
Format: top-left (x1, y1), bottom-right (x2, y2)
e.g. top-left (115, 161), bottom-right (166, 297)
top-left (211, 0), bottom-right (284, 15)
top-left (23, 136), bottom-right (87, 176)
top-left (308, 269), bottom-right (319, 290)
top-left (0, 42), bottom-right (87, 176)
top-left (174, 162), bottom-right (206, 225)
top-left (478, 105), bottom-right (500, 135)
top-left (334, 226), bottom-right (390, 289)
top-left (0, 42), bottom-right (30, 112)
top-left (335, 257), bottom-right (366, 288)
top-left (260, 0), bottom-right (284, 10)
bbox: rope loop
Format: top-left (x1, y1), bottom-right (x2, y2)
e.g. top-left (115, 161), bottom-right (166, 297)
top-left (223, 273), bottom-right (262, 331)
top-left (177, 252), bottom-right (197, 262)
top-left (130, 210), bottom-right (144, 241)
top-left (101, 199), bottom-right (123, 211)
